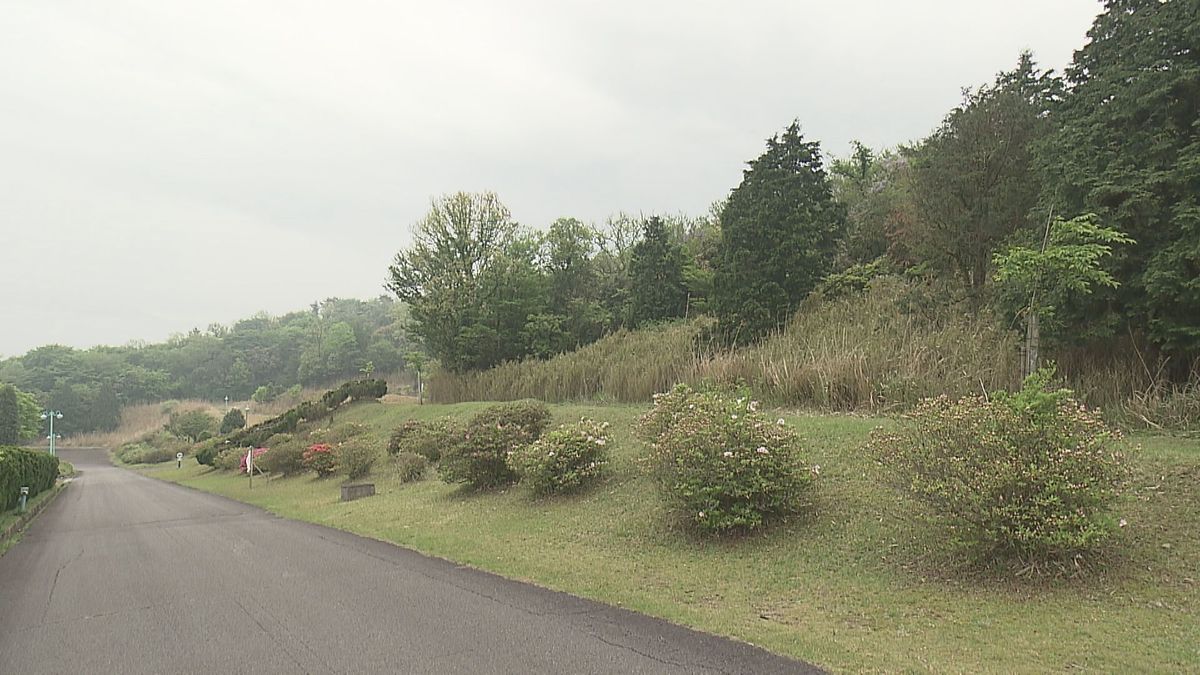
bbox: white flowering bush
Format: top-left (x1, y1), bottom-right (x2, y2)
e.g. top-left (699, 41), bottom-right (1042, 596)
top-left (868, 369), bottom-right (1129, 565)
top-left (640, 385), bottom-right (815, 534)
top-left (509, 418), bottom-right (611, 495)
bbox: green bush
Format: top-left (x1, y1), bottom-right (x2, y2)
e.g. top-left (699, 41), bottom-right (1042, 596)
top-left (394, 452), bottom-right (429, 482)
top-left (256, 433), bottom-right (306, 475)
top-left (195, 443), bottom-right (220, 466)
top-left (439, 400), bottom-right (551, 489)
top-left (337, 439), bottom-right (379, 480)
top-left (166, 409), bottom-right (218, 442)
top-left (0, 446), bottom-right (59, 511)
top-left (214, 447), bottom-right (244, 471)
top-left (387, 418), bottom-right (456, 461)
top-left (306, 423), bottom-right (367, 446)
top-left (640, 385), bottom-right (815, 534)
top-left (219, 408), bottom-right (246, 434)
top-left (868, 369), bottom-right (1129, 566)
top-left (509, 418), bottom-right (611, 495)
top-left (116, 443), bottom-right (176, 465)
top-left (635, 383), bottom-right (696, 443)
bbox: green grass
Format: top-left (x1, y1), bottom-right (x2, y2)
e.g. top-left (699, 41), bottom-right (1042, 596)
top-left (0, 483), bottom-right (67, 556)
top-left (144, 400), bottom-right (1200, 673)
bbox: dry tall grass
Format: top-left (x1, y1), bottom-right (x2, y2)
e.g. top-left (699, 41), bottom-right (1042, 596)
top-left (431, 279), bottom-right (1025, 412)
top-left (58, 400), bottom-right (218, 449)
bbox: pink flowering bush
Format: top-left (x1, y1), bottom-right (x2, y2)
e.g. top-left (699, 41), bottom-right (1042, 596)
top-left (302, 443), bottom-right (337, 477)
top-left (239, 447), bottom-right (268, 474)
top-left (868, 369), bottom-right (1129, 566)
top-left (509, 418), bottom-right (611, 495)
top-left (640, 385), bottom-right (815, 534)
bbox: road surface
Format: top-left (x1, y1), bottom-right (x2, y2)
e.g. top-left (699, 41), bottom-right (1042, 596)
top-left (0, 449), bottom-right (818, 674)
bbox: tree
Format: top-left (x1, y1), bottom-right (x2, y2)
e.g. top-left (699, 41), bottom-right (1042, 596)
top-left (627, 217), bottom-right (688, 326)
top-left (829, 144), bottom-right (915, 269)
top-left (404, 351), bottom-right (428, 404)
top-left (167, 409), bottom-right (218, 442)
top-left (714, 122), bottom-right (845, 343)
top-left (1040, 0), bottom-right (1200, 356)
top-left (906, 53), bottom-right (1056, 301)
top-left (0, 384), bottom-right (20, 444)
top-left (14, 388), bottom-right (40, 441)
top-left (219, 407), bottom-right (246, 435)
top-left (994, 214), bottom-right (1134, 376)
top-left (387, 192), bottom-right (520, 371)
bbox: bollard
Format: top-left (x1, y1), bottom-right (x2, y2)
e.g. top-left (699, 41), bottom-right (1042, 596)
top-left (18, 486), bottom-right (29, 513)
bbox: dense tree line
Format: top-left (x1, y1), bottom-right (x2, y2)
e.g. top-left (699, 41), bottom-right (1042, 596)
top-left (391, 0), bottom-right (1197, 377)
top-left (0, 297), bottom-right (414, 435)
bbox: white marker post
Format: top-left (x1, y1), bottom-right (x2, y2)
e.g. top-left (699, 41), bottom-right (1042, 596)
top-left (246, 448), bottom-right (254, 489)
top-left (176, 452), bottom-right (183, 469)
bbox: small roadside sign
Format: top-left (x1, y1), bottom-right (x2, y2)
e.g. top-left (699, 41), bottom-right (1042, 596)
top-left (176, 452), bottom-right (183, 468)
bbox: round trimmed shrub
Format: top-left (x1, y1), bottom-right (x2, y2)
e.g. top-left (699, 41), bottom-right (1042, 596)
top-left (869, 370), bottom-right (1129, 565)
top-left (387, 418), bottom-right (456, 461)
top-left (256, 433), bottom-right (306, 476)
top-left (302, 443), bottom-right (337, 477)
top-left (640, 385), bottom-right (815, 534)
top-left (336, 439), bottom-right (379, 480)
top-left (509, 418), bottom-right (610, 495)
top-left (439, 400), bottom-right (551, 489)
top-left (214, 447), bottom-right (244, 471)
top-left (394, 452), bottom-right (429, 482)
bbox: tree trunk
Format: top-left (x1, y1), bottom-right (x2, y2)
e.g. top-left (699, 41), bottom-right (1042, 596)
top-left (1024, 311), bottom-right (1040, 379)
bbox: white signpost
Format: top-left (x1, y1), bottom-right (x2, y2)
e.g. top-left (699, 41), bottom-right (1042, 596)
top-left (176, 452), bottom-right (183, 468)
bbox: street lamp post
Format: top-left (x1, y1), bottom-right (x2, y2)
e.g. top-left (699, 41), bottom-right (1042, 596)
top-left (40, 410), bottom-right (63, 457)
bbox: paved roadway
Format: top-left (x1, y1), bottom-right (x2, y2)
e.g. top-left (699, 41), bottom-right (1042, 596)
top-left (0, 449), bottom-right (818, 674)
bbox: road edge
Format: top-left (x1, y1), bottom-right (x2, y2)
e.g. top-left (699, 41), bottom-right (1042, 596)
top-left (0, 480), bottom-right (70, 556)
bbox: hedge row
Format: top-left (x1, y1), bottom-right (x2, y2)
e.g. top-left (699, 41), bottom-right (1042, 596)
top-left (221, 379), bottom-right (388, 451)
top-left (0, 446), bottom-right (59, 512)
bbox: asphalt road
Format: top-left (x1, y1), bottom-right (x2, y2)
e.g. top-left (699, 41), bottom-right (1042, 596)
top-left (0, 449), bottom-right (819, 674)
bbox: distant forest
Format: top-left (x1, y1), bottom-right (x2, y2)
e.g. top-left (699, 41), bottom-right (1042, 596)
top-left (0, 297), bottom-right (413, 435)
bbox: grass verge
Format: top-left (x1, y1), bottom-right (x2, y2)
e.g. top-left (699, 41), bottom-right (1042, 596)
top-left (0, 481), bottom-right (69, 557)
top-left (142, 400), bottom-right (1200, 673)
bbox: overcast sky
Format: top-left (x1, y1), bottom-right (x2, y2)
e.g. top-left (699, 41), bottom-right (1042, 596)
top-left (0, 0), bottom-right (1102, 357)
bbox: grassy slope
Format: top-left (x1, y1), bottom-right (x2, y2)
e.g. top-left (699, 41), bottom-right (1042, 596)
top-left (144, 400), bottom-right (1199, 673)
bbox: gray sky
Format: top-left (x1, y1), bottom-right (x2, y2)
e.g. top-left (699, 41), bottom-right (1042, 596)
top-left (0, 0), bottom-right (1101, 357)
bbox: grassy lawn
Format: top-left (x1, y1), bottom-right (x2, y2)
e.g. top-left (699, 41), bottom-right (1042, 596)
top-left (143, 400), bottom-right (1199, 673)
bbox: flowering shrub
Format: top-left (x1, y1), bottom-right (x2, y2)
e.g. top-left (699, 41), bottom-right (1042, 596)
top-left (306, 423), bottom-right (367, 446)
top-left (257, 433), bottom-right (307, 475)
top-left (635, 384), bottom-right (695, 442)
top-left (214, 447), bottom-right (244, 471)
top-left (239, 448), bottom-right (268, 474)
top-left (509, 418), bottom-right (611, 495)
top-left (868, 369), bottom-right (1129, 565)
top-left (336, 439), bottom-right (379, 480)
top-left (302, 443), bottom-right (337, 477)
top-left (439, 400), bottom-right (551, 489)
top-left (394, 452), bottom-right (429, 482)
top-left (388, 418), bottom-right (457, 461)
top-left (641, 385), bottom-right (815, 534)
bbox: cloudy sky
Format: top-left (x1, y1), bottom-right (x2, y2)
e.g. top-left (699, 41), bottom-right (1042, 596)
top-left (0, 0), bottom-right (1101, 357)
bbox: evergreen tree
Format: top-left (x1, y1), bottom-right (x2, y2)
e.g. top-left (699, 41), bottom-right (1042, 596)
top-left (714, 122), bottom-right (845, 343)
top-left (0, 384), bottom-right (20, 444)
top-left (906, 53), bottom-right (1056, 301)
top-left (219, 407), bottom-right (246, 435)
top-left (1040, 0), bottom-right (1200, 355)
top-left (627, 217), bottom-right (688, 326)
